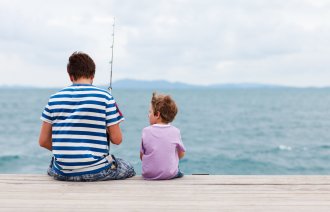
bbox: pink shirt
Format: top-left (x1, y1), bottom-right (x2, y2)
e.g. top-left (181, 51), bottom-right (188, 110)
top-left (140, 124), bottom-right (186, 180)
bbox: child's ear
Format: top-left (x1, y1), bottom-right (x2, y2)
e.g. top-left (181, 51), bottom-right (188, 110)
top-left (155, 111), bottom-right (161, 119)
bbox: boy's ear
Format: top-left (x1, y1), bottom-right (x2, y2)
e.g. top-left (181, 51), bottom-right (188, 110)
top-left (69, 74), bottom-right (74, 82)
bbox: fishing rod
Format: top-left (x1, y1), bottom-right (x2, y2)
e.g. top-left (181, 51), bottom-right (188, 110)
top-left (107, 17), bottom-right (117, 145)
top-left (108, 17), bottom-right (115, 94)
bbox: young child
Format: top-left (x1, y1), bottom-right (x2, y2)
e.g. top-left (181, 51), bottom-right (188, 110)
top-left (140, 92), bottom-right (186, 180)
top-left (39, 51), bottom-right (135, 181)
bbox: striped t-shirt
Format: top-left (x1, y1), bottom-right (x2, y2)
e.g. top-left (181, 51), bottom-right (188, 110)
top-left (40, 84), bottom-right (124, 176)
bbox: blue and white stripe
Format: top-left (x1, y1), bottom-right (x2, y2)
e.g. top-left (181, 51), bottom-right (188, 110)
top-left (41, 84), bottom-right (124, 176)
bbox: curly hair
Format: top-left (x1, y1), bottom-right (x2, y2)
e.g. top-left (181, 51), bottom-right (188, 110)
top-left (67, 52), bottom-right (96, 80)
top-left (151, 92), bottom-right (178, 123)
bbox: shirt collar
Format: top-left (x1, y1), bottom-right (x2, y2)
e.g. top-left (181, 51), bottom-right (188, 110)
top-left (152, 124), bottom-right (171, 127)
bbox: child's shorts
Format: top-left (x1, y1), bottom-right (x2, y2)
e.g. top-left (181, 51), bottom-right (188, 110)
top-left (47, 155), bottom-right (136, 182)
top-left (172, 169), bottom-right (184, 179)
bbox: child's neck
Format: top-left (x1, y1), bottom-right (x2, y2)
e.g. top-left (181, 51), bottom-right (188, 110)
top-left (154, 120), bottom-right (169, 125)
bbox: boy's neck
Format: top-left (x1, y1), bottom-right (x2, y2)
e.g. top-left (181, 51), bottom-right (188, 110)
top-left (72, 78), bottom-right (93, 85)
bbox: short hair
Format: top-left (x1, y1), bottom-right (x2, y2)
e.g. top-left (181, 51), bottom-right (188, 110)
top-left (151, 92), bottom-right (178, 123)
top-left (67, 52), bottom-right (96, 80)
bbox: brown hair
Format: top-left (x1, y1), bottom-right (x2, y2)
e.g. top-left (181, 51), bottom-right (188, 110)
top-left (151, 92), bottom-right (178, 123)
top-left (67, 52), bottom-right (96, 80)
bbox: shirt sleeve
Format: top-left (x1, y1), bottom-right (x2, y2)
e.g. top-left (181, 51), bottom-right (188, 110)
top-left (40, 103), bottom-right (53, 124)
top-left (176, 130), bottom-right (186, 152)
top-left (106, 96), bottom-right (125, 127)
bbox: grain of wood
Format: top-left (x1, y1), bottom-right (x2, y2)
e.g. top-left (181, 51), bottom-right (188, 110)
top-left (0, 175), bottom-right (330, 211)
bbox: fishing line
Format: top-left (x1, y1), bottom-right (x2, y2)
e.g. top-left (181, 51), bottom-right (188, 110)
top-left (109, 17), bottom-right (115, 94)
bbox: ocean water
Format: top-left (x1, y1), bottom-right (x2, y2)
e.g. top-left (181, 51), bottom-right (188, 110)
top-left (1, 87), bottom-right (330, 175)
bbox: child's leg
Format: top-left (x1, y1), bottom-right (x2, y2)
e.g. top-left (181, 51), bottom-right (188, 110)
top-left (171, 169), bottom-right (184, 179)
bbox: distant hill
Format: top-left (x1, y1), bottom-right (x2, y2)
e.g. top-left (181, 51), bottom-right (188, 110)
top-left (111, 79), bottom-right (290, 89)
top-left (209, 83), bottom-right (289, 89)
top-left (0, 80), bottom-right (296, 89)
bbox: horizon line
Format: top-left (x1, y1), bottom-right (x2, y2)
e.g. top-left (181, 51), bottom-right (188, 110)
top-left (0, 79), bottom-right (329, 89)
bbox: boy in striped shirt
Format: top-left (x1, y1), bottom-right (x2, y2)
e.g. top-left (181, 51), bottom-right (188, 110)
top-left (39, 52), bottom-right (135, 181)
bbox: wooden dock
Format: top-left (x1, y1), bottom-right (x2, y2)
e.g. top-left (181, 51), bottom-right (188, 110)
top-left (1, 175), bottom-right (330, 211)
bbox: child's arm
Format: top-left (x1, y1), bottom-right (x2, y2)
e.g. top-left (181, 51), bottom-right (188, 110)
top-left (176, 129), bottom-right (185, 159)
top-left (140, 152), bottom-right (143, 160)
top-left (178, 150), bottom-right (185, 159)
top-left (140, 139), bottom-right (144, 161)
top-left (39, 121), bottom-right (52, 151)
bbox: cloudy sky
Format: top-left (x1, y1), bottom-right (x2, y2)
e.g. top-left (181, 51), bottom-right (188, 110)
top-left (0, 0), bottom-right (329, 87)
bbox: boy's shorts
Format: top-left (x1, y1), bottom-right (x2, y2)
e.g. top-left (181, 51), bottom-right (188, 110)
top-left (47, 155), bottom-right (136, 182)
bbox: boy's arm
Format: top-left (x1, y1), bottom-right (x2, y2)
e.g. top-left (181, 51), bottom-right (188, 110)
top-left (140, 152), bottom-right (143, 160)
top-left (39, 121), bottom-right (52, 151)
top-left (107, 123), bottom-right (122, 145)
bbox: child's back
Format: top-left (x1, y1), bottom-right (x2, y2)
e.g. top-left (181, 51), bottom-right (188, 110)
top-left (141, 124), bottom-right (185, 180)
top-left (140, 92), bottom-right (185, 180)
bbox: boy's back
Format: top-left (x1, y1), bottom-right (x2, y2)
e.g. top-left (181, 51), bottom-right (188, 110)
top-left (39, 52), bottom-right (135, 181)
top-left (41, 84), bottom-right (123, 176)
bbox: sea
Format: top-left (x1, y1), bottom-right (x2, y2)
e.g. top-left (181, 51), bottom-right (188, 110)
top-left (1, 87), bottom-right (330, 175)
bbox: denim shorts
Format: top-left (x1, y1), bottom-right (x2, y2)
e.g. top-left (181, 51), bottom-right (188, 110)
top-left (171, 169), bottom-right (184, 179)
top-left (47, 155), bottom-right (136, 182)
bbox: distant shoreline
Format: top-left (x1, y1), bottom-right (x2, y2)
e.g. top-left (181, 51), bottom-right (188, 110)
top-left (1, 79), bottom-right (329, 89)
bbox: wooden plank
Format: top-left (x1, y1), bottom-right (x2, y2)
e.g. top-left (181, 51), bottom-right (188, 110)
top-left (1, 174), bottom-right (330, 184)
top-left (0, 175), bottom-right (330, 211)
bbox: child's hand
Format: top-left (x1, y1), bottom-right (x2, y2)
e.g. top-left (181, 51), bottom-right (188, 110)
top-left (178, 151), bottom-right (185, 159)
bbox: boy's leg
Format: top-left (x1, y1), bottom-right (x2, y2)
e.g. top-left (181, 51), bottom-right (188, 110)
top-left (47, 157), bottom-right (68, 181)
top-left (47, 157), bottom-right (85, 181)
top-left (98, 155), bottom-right (135, 181)
top-left (47, 155), bottom-right (135, 181)
top-left (112, 156), bottom-right (136, 180)
top-left (79, 155), bottom-right (136, 181)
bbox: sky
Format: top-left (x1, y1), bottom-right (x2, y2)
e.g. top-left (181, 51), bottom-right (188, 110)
top-left (0, 0), bottom-right (330, 87)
